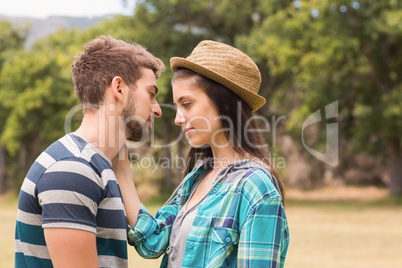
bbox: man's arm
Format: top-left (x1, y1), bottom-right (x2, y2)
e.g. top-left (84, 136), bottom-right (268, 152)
top-left (44, 228), bottom-right (98, 268)
top-left (36, 158), bottom-right (106, 267)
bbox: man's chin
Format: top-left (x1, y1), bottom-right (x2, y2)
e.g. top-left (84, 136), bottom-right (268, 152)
top-left (126, 125), bottom-right (150, 142)
top-left (127, 135), bottom-right (147, 142)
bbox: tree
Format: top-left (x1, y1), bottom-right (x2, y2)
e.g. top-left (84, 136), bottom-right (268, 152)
top-left (114, 0), bottom-right (287, 189)
top-left (0, 28), bottom-right (83, 190)
top-left (0, 21), bottom-right (28, 193)
top-left (241, 0), bottom-right (402, 195)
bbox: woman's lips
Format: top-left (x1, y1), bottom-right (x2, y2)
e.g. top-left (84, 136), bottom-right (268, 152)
top-left (183, 128), bottom-right (194, 135)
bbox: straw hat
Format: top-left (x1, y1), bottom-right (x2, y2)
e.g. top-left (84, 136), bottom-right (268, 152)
top-left (170, 40), bottom-right (266, 112)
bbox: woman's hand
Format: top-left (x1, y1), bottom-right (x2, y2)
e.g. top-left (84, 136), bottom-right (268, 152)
top-left (112, 143), bottom-right (141, 226)
top-left (112, 144), bottom-right (131, 180)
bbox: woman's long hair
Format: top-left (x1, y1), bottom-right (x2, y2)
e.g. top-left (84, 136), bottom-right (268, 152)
top-left (173, 68), bottom-right (286, 204)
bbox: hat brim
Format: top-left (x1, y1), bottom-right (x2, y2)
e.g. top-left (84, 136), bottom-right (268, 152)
top-left (170, 57), bottom-right (266, 112)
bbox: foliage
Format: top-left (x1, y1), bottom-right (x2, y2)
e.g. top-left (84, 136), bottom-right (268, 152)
top-left (237, 1), bottom-right (402, 194)
top-left (0, 21), bottom-right (29, 193)
top-left (239, 0), bottom-right (402, 155)
top-left (0, 33), bottom-right (80, 154)
top-left (0, 21), bottom-right (28, 137)
top-left (0, 21), bottom-right (28, 56)
top-left (0, 0), bottom-right (401, 194)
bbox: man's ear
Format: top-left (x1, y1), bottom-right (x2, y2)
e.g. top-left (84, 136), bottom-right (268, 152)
top-left (110, 76), bottom-right (124, 103)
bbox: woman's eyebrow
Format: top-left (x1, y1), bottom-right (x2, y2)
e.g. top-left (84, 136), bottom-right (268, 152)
top-left (174, 95), bottom-right (191, 106)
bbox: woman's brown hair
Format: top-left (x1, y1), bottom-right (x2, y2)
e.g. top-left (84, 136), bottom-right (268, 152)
top-left (173, 68), bottom-right (286, 204)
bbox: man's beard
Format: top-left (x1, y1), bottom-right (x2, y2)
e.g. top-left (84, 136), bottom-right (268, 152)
top-left (121, 103), bottom-right (149, 142)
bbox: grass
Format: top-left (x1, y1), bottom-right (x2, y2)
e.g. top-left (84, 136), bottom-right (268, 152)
top-left (285, 203), bottom-right (402, 267)
top-left (2, 187), bottom-right (402, 268)
top-left (0, 194), bottom-right (18, 268)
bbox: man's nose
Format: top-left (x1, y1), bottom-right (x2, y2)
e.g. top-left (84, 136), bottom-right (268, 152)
top-left (152, 100), bottom-right (162, 118)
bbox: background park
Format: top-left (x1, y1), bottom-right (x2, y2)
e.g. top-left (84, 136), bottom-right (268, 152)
top-left (0, 0), bottom-right (401, 267)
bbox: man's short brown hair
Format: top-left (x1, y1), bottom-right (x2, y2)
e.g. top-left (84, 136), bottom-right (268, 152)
top-left (72, 35), bottom-right (165, 106)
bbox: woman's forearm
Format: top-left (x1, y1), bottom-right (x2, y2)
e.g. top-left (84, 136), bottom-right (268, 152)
top-left (116, 164), bottom-right (141, 227)
top-left (112, 146), bottom-right (141, 227)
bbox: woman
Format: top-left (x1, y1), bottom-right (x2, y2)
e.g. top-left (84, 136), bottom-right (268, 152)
top-left (121, 40), bottom-right (289, 267)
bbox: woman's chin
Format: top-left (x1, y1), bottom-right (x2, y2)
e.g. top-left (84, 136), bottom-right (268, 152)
top-left (187, 139), bottom-right (209, 149)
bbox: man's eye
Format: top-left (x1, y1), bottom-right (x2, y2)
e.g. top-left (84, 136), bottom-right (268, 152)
top-left (183, 102), bottom-right (190, 108)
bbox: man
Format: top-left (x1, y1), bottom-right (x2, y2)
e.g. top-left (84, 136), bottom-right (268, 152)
top-left (15, 35), bottom-right (165, 267)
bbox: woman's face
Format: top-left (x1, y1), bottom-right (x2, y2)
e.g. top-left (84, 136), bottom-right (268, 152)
top-left (172, 77), bottom-right (227, 148)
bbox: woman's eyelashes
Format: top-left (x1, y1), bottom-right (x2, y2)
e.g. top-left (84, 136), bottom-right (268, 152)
top-left (182, 102), bottom-right (191, 108)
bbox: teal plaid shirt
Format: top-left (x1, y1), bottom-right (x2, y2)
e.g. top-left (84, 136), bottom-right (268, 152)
top-left (128, 161), bottom-right (289, 267)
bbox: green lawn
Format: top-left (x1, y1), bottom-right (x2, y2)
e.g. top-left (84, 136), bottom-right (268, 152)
top-left (2, 188), bottom-right (402, 268)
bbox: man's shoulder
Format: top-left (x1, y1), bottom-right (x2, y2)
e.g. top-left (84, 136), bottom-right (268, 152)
top-left (26, 134), bottom-right (90, 181)
top-left (41, 133), bottom-right (110, 172)
top-left (27, 133), bottom-right (114, 186)
top-left (42, 133), bottom-right (86, 161)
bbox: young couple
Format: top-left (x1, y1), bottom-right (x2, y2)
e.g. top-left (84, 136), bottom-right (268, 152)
top-left (15, 36), bottom-right (289, 268)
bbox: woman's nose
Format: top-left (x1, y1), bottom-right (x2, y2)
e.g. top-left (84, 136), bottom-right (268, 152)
top-left (174, 108), bottom-right (185, 126)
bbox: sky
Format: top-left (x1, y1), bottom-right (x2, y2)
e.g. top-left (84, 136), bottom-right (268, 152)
top-left (0, 0), bottom-right (135, 18)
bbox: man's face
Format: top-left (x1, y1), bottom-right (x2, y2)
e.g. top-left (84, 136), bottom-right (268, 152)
top-left (122, 68), bottom-right (162, 142)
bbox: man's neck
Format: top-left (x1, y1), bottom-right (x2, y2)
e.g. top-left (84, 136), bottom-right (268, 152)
top-left (75, 111), bottom-right (125, 161)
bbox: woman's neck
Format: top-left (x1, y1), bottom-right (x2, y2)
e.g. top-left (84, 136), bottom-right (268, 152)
top-left (209, 144), bottom-right (245, 171)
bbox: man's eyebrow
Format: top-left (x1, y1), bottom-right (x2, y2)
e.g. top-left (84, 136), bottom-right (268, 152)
top-left (148, 85), bottom-right (158, 94)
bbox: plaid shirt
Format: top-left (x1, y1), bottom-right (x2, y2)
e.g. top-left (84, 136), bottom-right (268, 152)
top-left (128, 160), bottom-right (289, 267)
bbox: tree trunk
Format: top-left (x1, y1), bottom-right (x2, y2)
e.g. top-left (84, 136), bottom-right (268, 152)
top-left (0, 145), bottom-right (7, 194)
top-left (18, 140), bottom-right (28, 169)
top-left (29, 134), bottom-right (42, 164)
top-left (388, 137), bottom-right (402, 196)
top-left (162, 119), bottom-right (173, 189)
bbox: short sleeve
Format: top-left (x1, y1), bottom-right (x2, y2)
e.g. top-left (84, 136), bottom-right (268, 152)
top-left (36, 158), bottom-right (104, 233)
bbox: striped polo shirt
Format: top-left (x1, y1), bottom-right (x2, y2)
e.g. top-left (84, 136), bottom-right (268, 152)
top-left (15, 133), bottom-right (128, 267)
